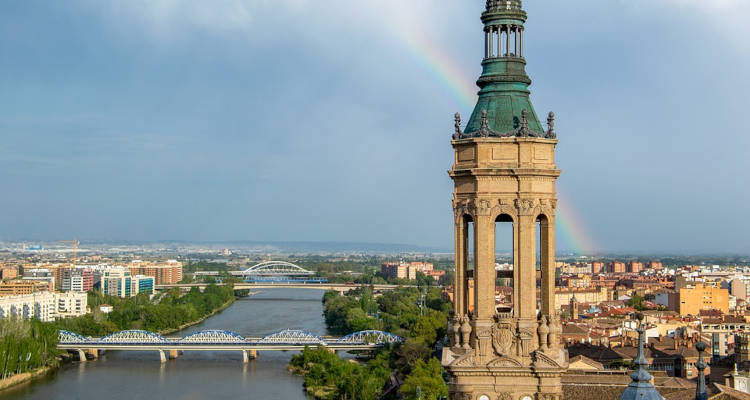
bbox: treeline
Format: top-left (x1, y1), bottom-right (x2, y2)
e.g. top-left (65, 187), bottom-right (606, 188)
top-left (55, 284), bottom-right (236, 337)
top-left (0, 318), bottom-right (59, 380)
top-left (289, 286), bottom-right (451, 400)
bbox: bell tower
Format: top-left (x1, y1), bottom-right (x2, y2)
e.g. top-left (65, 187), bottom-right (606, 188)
top-left (442, 1), bottom-right (568, 399)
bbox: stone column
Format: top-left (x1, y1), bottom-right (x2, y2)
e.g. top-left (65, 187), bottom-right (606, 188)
top-left (454, 214), bottom-right (465, 317)
top-left (473, 211), bottom-right (496, 359)
top-left (519, 27), bottom-right (524, 57)
top-left (505, 25), bottom-right (510, 56)
top-left (540, 214), bottom-right (556, 316)
top-left (488, 26), bottom-right (494, 58)
top-left (484, 29), bottom-right (492, 58)
top-left (496, 26), bottom-right (501, 58)
top-left (517, 214), bottom-right (537, 320)
top-left (514, 25), bottom-right (520, 56)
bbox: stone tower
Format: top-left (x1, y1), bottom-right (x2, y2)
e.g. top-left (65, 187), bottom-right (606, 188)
top-left (570, 295), bottom-right (579, 320)
top-left (442, 1), bottom-right (568, 399)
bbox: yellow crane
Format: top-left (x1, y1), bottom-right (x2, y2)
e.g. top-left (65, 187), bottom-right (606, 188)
top-left (57, 240), bottom-right (79, 268)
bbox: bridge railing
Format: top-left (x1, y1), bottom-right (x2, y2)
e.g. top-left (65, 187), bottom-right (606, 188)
top-left (58, 329), bottom-right (403, 347)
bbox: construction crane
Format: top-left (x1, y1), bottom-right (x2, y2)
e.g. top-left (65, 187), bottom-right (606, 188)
top-left (56, 240), bottom-right (79, 268)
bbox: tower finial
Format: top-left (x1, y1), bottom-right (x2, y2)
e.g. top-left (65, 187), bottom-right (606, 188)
top-left (695, 342), bottom-right (708, 400)
top-left (546, 112), bottom-right (557, 139)
top-left (518, 109), bottom-right (529, 137)
top-left (479, 109), bottom-right (490, 137)
top-left (618, 313), bottom-right (665, 400)
top-left (453, 113), bottom-right (463, 139)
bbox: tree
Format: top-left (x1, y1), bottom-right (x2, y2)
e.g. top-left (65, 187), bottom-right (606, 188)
top-left (399, 358), bottom-right (448, 400)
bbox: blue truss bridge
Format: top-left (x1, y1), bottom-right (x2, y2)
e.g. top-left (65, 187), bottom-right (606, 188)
top-left (58, 329), bottom-right (403, 363)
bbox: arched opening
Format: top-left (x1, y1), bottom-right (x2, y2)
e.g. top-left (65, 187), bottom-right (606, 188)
top-left (495, 214), bottom-right (514, 314)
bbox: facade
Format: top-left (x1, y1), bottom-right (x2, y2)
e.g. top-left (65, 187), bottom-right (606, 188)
top-left (610, 262), bottom-right (626, 274)
top-left (442, 1), bottom-right (567, 398)
top-left (102, 269), bottom-right (155, 298)
top-left (0, 280), bottom-right (53, 296)
top-left (672, 283), bottom-right (729, 315)
top-left (62, 268), bottom-right (94, 292)
top-left (592, 261), bottom-right (605, 274)
top-left (0, 267), bottom-right (18, 280)
top-left (55, 291), bottom-right (88, 318)
top-left (128, 260), bottom-right (183, 285)
top-left (555, 287), bottom-right (608, 309)
top-left (648, 262), bottom-right (663, 270)
top-left (628, 262), bottom-right (643, 274)
top-left (730, 279), bottom-right (746, 300)
top-left (0, 291), bottom-right (87, 321)
top-left (380, 261), bottom-right (438, 281)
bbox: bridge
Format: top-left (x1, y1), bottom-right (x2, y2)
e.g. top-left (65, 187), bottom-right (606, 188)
top-left (58, 329), bottom-right (403, 363)
top-left (156, 282), bottom-right (405, 293)
top-left (232, 261), bottom-right (315, 278)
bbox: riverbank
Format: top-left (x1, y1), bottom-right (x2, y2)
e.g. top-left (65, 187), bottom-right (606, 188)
top-left (0, 366), bottom-right (54, 392)
top-left (159, 297), bottom-right (235, 336)
top-left (0, 288), bottom-right (326, 400)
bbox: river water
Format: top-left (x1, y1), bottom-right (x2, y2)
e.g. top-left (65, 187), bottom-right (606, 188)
top-left (0, 289), bottom-right (327, 400)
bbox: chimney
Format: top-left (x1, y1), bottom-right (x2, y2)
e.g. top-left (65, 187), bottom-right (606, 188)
top-left (658, 334), bottom-right (663, 343)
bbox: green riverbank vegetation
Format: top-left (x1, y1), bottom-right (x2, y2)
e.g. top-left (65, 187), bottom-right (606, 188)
top-left (54, 284), bottom-right (237, 336)
top-left (289, 286), bottom-right (451, 400)
top-left (0, 318), bottom-right (59, 381)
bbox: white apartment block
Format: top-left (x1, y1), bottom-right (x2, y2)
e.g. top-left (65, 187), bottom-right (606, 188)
top-left (0, 291), bottom-right (87, 322)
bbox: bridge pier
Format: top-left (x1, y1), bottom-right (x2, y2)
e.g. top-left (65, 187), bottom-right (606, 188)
top-left (168, 349), bottom-right (179, 360)
top-left (243, 349), bottom-right (258, 363)
top-left (158, 350), bottom-right (166, 363)
top-left (76, 349), bottom-right (87, 362)
top-left (87, 349), bottom-right (99, 359)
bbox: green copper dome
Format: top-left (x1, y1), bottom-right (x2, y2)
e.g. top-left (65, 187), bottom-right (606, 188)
top-left (458, 0), bottom-right (553, 138)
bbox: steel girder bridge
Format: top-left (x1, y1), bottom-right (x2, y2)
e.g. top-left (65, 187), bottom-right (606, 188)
top-left (58, 329), bottom-right (403, 363)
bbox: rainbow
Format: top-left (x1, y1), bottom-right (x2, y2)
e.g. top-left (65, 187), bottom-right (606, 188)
top-left (555, 189), bottom-right (597, 255)
top-left (384, 19), bottom-right (477, 111)
top-left (385, 16), bottom-right (598, 255)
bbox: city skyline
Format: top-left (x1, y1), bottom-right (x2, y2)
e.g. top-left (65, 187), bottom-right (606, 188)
top-left (2, 1), bottom-right (749, 253)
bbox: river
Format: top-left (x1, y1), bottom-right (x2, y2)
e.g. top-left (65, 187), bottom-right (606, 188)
top-left (0, 289), bottom-right (328, 400)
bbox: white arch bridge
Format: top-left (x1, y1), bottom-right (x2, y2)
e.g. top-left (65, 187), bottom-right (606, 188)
top-left (58, 329), bottom-right (403, 363)
top-left (230, 261), bottom-right (314, 278)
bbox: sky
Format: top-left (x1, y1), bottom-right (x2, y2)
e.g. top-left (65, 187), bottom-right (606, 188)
top-left (1, 0), bottom-right (749, 254)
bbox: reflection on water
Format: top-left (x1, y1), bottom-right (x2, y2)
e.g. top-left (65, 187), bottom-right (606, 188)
top-left (0, 289), bottom-right (327, 400)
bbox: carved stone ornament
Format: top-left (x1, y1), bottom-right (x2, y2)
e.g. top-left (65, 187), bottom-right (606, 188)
top-left (515, 198), bottom-right (537, 216)
top-left (476, 199), bottom-right (492, 216)
top-left (452, 354), bottom-right (476, 367)
top-left (497, 393), bottom-right (513, 400)
top-left (487, 356), bottom-right (523, 368)
top-left (533, 350), bottom-right (562, 369)
top-left (492, 323), bottom-right (514, 356)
